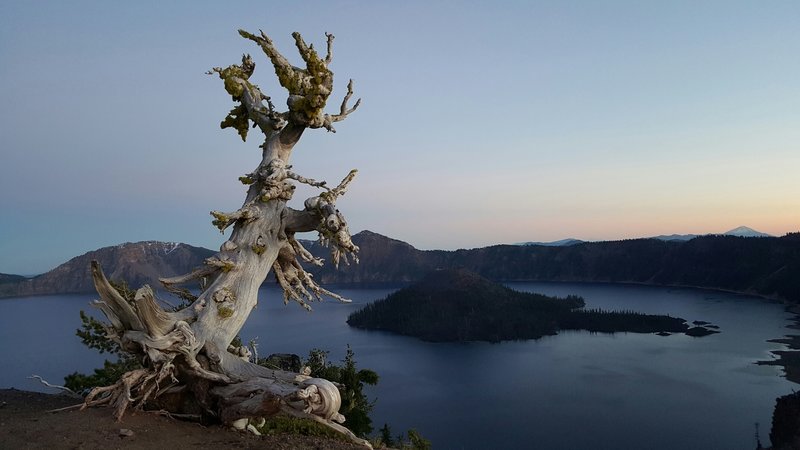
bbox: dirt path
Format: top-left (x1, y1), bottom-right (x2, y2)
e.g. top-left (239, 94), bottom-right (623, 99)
top-left (0, 389), bottom-right (365, 449)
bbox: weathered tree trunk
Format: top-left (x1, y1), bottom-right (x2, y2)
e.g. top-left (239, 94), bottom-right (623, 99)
top-left (84, 29), bottom-right (367, 447)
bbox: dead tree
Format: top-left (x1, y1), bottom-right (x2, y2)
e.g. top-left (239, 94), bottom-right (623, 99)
top-left (85, 29), bottom-right (368, 446)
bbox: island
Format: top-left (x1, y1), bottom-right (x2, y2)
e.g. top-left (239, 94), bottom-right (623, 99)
top-left (347, 269), bottom-right (714, 342)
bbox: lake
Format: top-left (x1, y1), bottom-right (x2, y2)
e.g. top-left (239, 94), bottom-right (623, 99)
top-left (0, 282), bottom-right (795, 449)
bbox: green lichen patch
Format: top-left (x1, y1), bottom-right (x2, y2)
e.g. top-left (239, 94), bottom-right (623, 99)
top-left (217, 305), bottom-right (234, 319)
top-left (252, 244), bottom-right (266, 255)
top-left (254, 414), bottom-right (345, 440)
top-left (239, 175), bottom-right (255, 185)
top-left (221, 105), bottom-right (250, 141)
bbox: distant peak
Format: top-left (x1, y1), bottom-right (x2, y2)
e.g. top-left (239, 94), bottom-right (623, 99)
top-left (353, 230), bottom-right (416, 248)
top-left (516, 238), bottom-right (584, 247)
top-left (722, 226), bottom-right (772, 238)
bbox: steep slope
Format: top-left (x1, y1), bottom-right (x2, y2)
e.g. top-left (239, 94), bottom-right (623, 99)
top-left (0, 242), bottom-right (214, 298)
top-left (302, 230), bottom-right (447, 283)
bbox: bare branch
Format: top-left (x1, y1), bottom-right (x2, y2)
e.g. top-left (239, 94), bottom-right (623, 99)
top-left (160, 266), bottom-right (217, 287)
top-left (283, 207), bottom-right (320, 233)
top-left (325, 32), bottom-right (334, 64)
top-left (285, 170), bottom-right (327, 188)
top-left (323, 80), bottom-right (361, 132)
top-left (273, 241), bottom-right (350, 311)
top-left (210, 206), bottom-right (257, 233)
top-left (327, 169), bottom-right (358, 202)
top-left (290, 235), bottom-right (324, 266)
top-left (204, 256), bottom-right (237, 273)
top-left (292, 32), bottom-right (317, 68)
top-left (239, 29), bottom-right (303, 95)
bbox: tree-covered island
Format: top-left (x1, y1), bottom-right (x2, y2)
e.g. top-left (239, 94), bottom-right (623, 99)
top-left (347, 269), bottom-right (715, 342)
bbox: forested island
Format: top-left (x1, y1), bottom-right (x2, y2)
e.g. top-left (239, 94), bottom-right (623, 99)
top-left (347, 269), bottom-right (707, 342)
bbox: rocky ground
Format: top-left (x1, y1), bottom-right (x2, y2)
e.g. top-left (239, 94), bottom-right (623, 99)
top-left (0, 389), bottom-right (366, 450)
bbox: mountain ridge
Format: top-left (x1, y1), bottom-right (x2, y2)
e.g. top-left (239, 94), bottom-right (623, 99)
top-left (0, 241), bottom-right (214, 298)
top-left (1, 230), bottom-right (799, 304)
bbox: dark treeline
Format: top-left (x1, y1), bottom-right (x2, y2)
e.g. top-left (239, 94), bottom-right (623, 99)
top-left (560, 309), bottom-right (688, 334)
top-left (347, 269), bottom-right (693, 343)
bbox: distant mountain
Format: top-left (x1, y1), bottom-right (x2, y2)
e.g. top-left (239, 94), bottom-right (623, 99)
top-left (723, 226), bottom-right (772, 238)
top-left (301, 230), bottom-right (440, 283)
top-left (528, 226), bottom-right (772, 244)
top-left (2, 230), bottom-right (799, 304)
top-left (305, 231), bottom-right (800, 304)
top-left (650, 234), bottom-right (699, 242)
top-left (0, 241), bottom-right (214, 298)
top-left (516, 238), bottom-right (584, 247)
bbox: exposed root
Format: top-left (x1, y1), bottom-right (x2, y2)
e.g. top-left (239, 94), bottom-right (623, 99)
top-left (82, 368), bottom-right (151, 421)
top-left (146, 409), bottom-right (203, 422)
top-left (28, 375), bottom-right (81, 399)
top-left (46, 403), bottom-right (84, 413)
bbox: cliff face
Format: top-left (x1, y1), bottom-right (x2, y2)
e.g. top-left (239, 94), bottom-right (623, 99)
top-left (0, 242), bottom-right (214, 298)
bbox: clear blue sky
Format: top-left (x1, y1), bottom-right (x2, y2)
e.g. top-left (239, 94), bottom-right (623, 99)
top-left (1, 1), bottom-right (798, 274)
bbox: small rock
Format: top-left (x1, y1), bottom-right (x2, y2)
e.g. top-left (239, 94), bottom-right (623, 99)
top-left (119, 428), bottom-right (134, 438)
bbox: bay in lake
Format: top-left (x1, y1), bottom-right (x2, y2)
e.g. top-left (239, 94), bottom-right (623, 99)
top-left (0, 282), bottom-right (795, 449)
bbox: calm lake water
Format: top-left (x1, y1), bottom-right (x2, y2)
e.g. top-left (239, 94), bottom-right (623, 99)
top-left (0, 282), bottom-right (795, 449)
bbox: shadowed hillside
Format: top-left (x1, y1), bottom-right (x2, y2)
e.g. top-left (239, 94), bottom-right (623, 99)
top-left (0, 242), bottom-right (214, 298)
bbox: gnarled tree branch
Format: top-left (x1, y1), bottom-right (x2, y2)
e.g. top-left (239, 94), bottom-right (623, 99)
top-left (85, 28), bottom-right (369, 448)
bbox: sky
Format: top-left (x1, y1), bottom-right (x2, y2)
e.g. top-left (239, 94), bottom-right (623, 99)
top-left (1, 1), bottom-right (799, 275)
